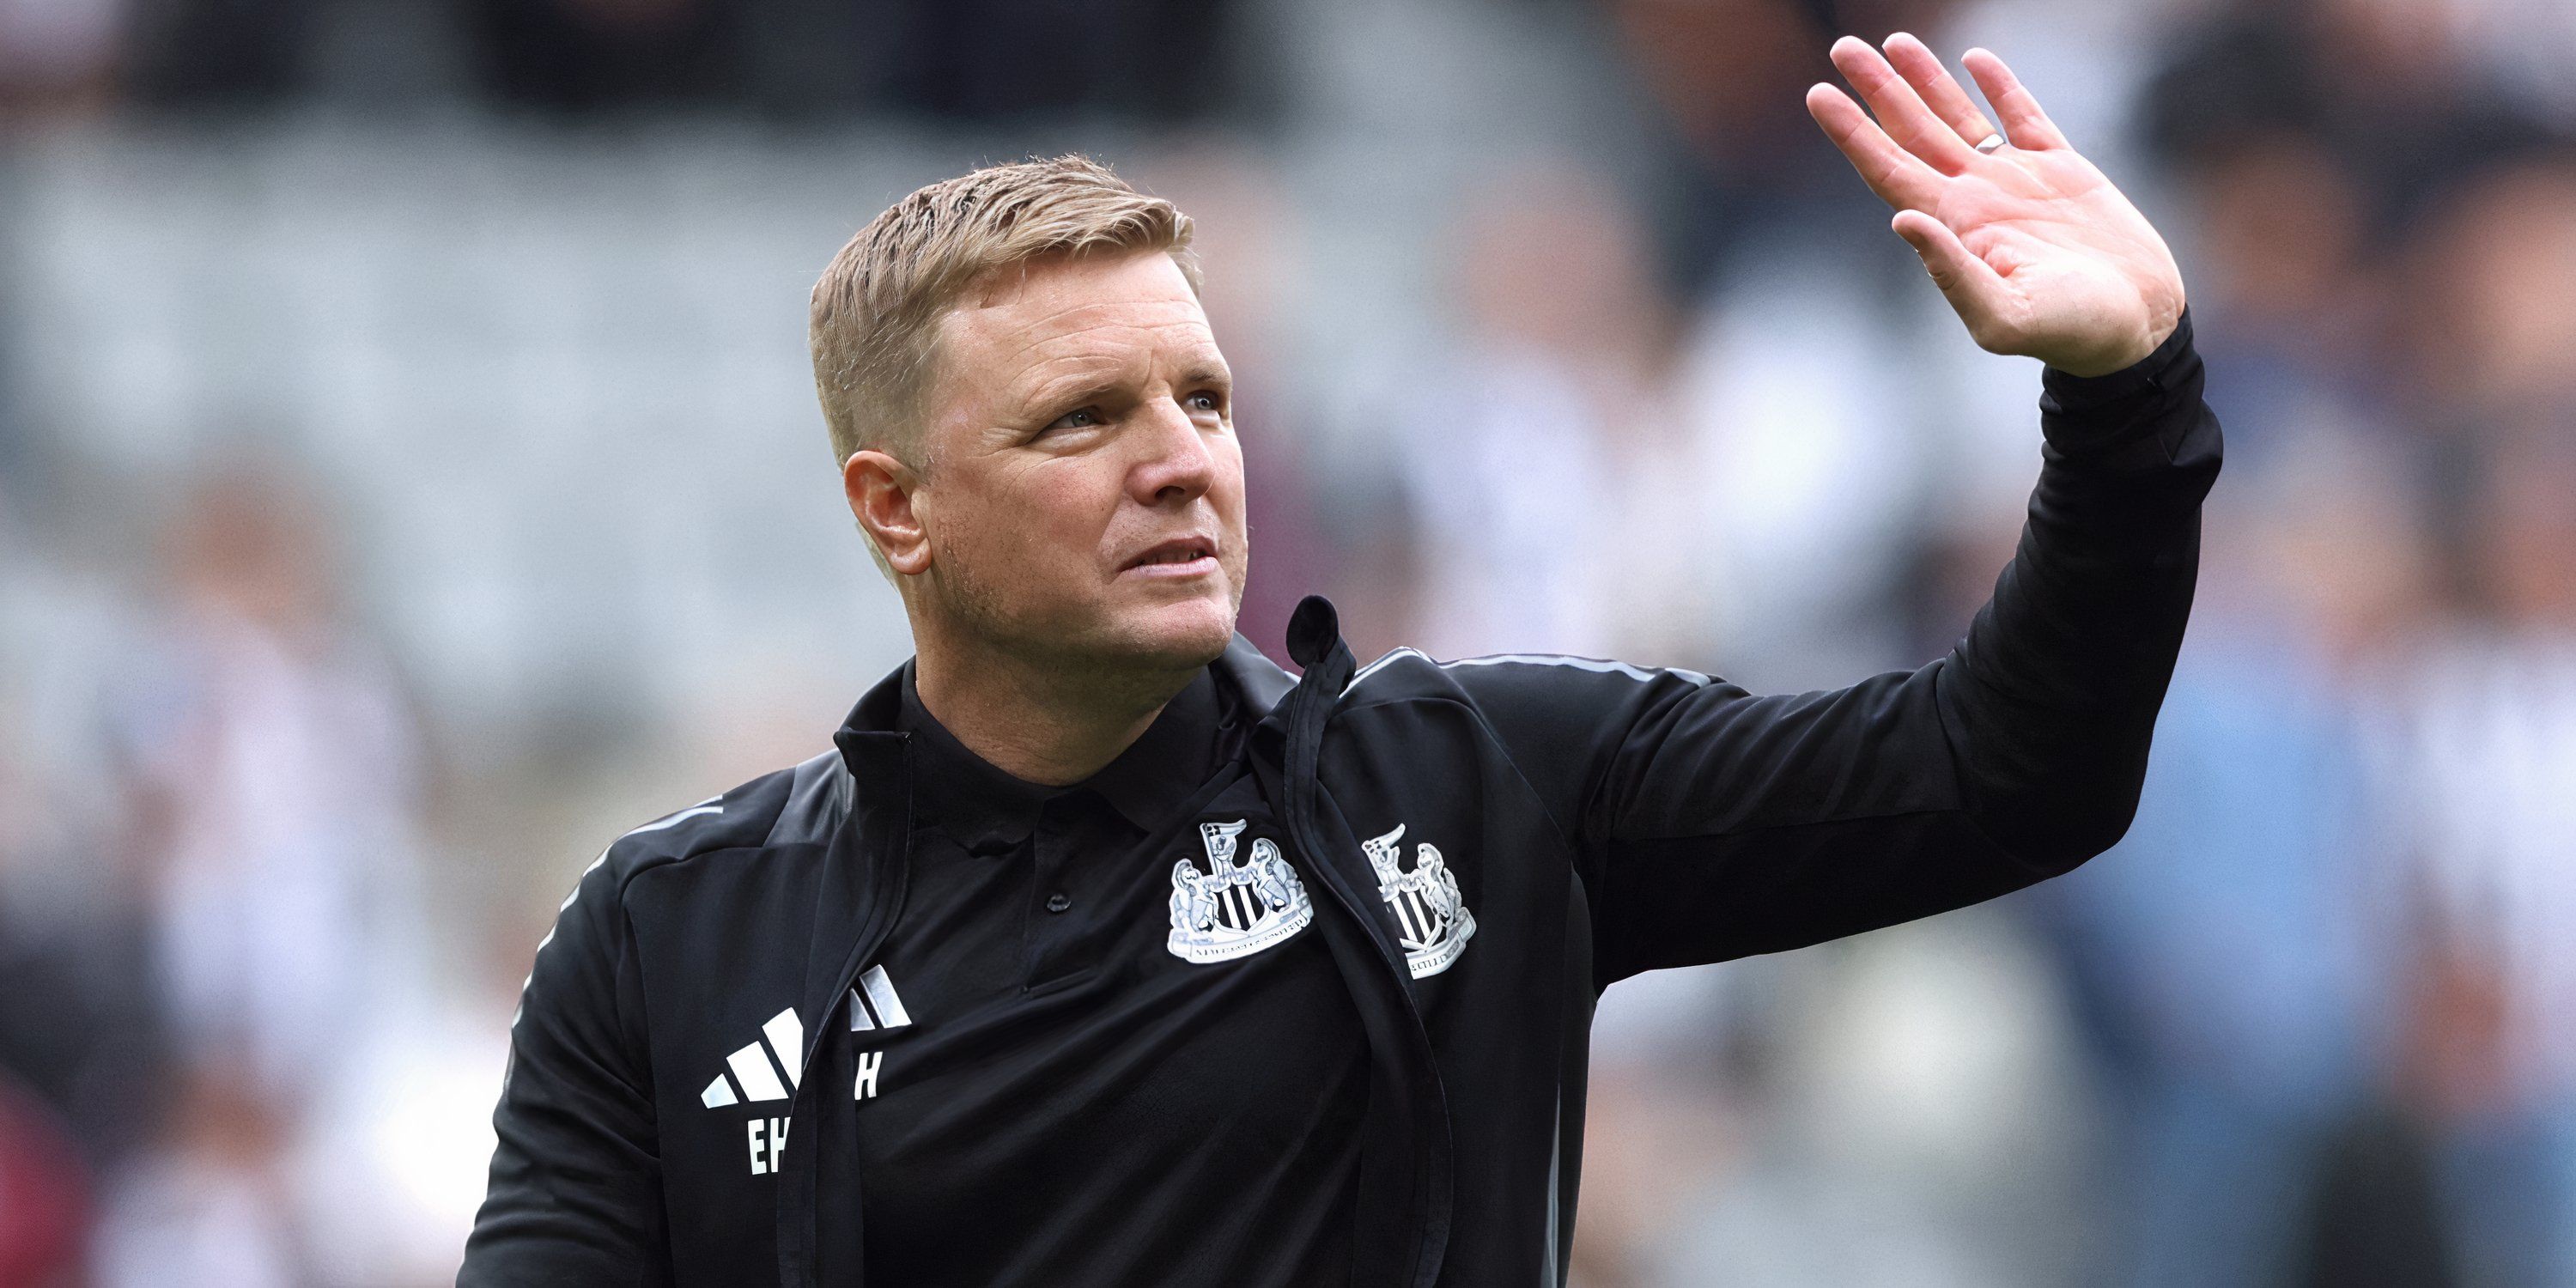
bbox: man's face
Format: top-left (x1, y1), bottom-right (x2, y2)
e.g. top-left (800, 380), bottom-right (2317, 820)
top-left (892, 250), bottom-right (1248, 672)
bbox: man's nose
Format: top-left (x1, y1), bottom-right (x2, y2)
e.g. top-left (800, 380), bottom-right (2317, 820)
top-left (1128, 398), bottom-right (1218, 507)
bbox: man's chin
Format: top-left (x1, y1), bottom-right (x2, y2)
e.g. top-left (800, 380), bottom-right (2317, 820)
top-left (1098, 597), bottom-right (1238, 671)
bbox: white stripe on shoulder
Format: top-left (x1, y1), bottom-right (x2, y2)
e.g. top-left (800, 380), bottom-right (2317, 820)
top-left (1346, 647), bottom-right (1432, 691)
top-left (512, 798), bottom-right (726, 1028)
top-left (1441, 653), bottom-right (1712, 687)
top-left (625, 797), bottom-right (726, 835)
top-left (555, 846), bottom-right (613, 914)
top-left (517, 842), bottom-right (617, 1026)
top-left (1349, 647), bottom-right (1711, 692)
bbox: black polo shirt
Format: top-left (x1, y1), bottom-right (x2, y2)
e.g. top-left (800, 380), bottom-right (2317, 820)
top-left (852, 660), bottom-right (1367, 1285)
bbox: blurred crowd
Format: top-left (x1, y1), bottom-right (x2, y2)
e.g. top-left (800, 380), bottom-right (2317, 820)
top-left (3, 0), bottom-right (2574, 1284)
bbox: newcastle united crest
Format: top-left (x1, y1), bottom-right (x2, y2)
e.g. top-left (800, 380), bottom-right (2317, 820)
top-left (1363, 823), bottom-right (1476, 978)
top-left (1168, 819), bottom-right (1314, 964)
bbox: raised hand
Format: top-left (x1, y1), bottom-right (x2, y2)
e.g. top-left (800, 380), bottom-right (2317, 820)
top-left (1806, 34), bottom-right (2185, 377)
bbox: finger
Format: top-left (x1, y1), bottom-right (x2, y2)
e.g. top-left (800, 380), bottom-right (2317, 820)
top-left (1890, 210), bottom-right (2025, 349)
top-left (1829, 35), bottom-right (1978, 174)
top-left (1805, 82), bottom-right (1945, 212)
top-left (1882, 32), bottom-right (1996, 149)
top-left (1961, 47), bottom-right (2070, 151)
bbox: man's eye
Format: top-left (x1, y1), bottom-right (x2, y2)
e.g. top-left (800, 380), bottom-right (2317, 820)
top-left (1048, 408), bottom-right (1103, 431)
top-left (1187, 392), bottom-right (1223, 413)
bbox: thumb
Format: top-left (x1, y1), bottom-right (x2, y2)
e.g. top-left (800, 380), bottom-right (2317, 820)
top-left (1891, 210), bottom-right (2020, 350)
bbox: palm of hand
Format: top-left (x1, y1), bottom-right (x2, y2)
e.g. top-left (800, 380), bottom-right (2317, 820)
top-left (1808, 35), bottom-right (2186, 377)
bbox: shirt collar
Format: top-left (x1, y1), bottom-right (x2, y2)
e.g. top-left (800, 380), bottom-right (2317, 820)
top-left (896, 661), bottom-right (1236, 854)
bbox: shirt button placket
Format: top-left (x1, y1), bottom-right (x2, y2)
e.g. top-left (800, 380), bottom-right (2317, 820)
top-left (1024, 796), bottom-right (1083, 987)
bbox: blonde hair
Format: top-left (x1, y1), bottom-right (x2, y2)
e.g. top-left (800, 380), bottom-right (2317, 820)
top-left (810, 154), bottom-right (1200, 475)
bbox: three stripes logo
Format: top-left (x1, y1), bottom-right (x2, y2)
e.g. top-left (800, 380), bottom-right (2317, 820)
top-left (700, 1007), bottom-right (806, 1110)
top-left (844, 963), bottom-right (909, 1103)
top-left (846, 963), bottom-right (912, 1036)
top-left (697, 965), bottom-right (911, 1173)
top-left (698, 1004), bottom-right (804, 1176)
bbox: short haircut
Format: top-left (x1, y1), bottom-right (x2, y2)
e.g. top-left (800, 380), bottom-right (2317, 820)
top-left (809, 153), bottom-right (1200, 474)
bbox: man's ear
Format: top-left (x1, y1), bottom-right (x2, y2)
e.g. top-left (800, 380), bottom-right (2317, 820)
top-left (843, 449), bottom-right (932, 576)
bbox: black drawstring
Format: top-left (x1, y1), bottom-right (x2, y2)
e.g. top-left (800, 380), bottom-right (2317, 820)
top-left (1272, 595), bottom-right (1453, 1288)
top-left (1283, 595), bottom-right (1358, 805)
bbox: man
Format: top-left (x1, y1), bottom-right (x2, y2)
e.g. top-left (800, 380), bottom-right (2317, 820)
top-left (462, 33), bottom-right (2217, 1288)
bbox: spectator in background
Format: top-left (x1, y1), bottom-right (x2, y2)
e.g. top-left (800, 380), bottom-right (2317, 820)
top-left (2054, 27), bottom-right (2576, 1280)
top-left (2041, 441), bottom-right (2433, 1288)
top-left (124, 461), bottom-right (421, 1104)
top-left (1608, 0), bottom-right (1953, 293)
top-left (1393, 159), bottom-right (1716, 666)
top-left (94, 459), bottom-right (431, 1285)
top-left (92, 1062), bottom-right (301, 1288)
top-left (1663, 228), bottom-right (1932, 693)
top-left (0, 493), bottom-right (123, 1288)
top-left (1570, 967), bottom-right (1745, 1288)
top-left (2141, 0), bottom-right (2555, 245)
top-left (2402, 157), bottom-right (2576, 459)
top-left (2167, 128), bottom-right (2397, 465)
top-left (2386, 428), bottom-right (2576, 1288)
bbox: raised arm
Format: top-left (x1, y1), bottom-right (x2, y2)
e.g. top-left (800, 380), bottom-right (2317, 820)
top-left (1453, 36), bottom-right (2220, 983)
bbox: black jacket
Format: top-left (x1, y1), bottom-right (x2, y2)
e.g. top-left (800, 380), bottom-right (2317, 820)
top-left (462, 316), bottom-right (2221, 1287)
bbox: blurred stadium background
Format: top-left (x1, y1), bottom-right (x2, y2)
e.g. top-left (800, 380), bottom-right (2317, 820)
top-left (2, 0), bottom-right (2573, 1283)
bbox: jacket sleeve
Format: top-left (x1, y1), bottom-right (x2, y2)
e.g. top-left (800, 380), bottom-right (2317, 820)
top-left (1451, 312), bottom-right (2221, 983)
top-left (459, 846), bottom-right (674, 1285)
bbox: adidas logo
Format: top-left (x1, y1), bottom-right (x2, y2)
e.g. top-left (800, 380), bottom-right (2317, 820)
top-left (844, 963), bottom-right (908, 1105)
top-left (701, 1008), bottom-right (805, 1110)
top-left (697, 1004), bottom-right (805, 1176)
top-left (845, 963), bottom-right (913, 1035)
top-left (696, 965), bottom-right (910, 1166)
top-left (696, 966), bottom-right (912, 1111)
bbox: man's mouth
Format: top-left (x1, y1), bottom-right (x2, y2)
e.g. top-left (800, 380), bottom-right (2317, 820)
top-left (1121, 537), bottom-right (1220, 576)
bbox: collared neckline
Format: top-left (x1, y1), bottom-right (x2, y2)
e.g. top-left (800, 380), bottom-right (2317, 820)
top-left (896, 661), bottom-right (1236, 854)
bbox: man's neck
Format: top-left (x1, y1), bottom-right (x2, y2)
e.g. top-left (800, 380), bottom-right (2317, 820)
top-left (910, 635), bottom-right (1200, 788)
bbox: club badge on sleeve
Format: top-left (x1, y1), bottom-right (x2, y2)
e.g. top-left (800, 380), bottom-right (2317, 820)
top-left (1364, 823), bottom-right (1475, 978)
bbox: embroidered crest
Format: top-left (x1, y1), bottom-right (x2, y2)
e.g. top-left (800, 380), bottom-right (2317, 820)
top-left (1167, 819), bottom-right (1315, 963)
top-left (1362, 823), bottom-right (1476, 978)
